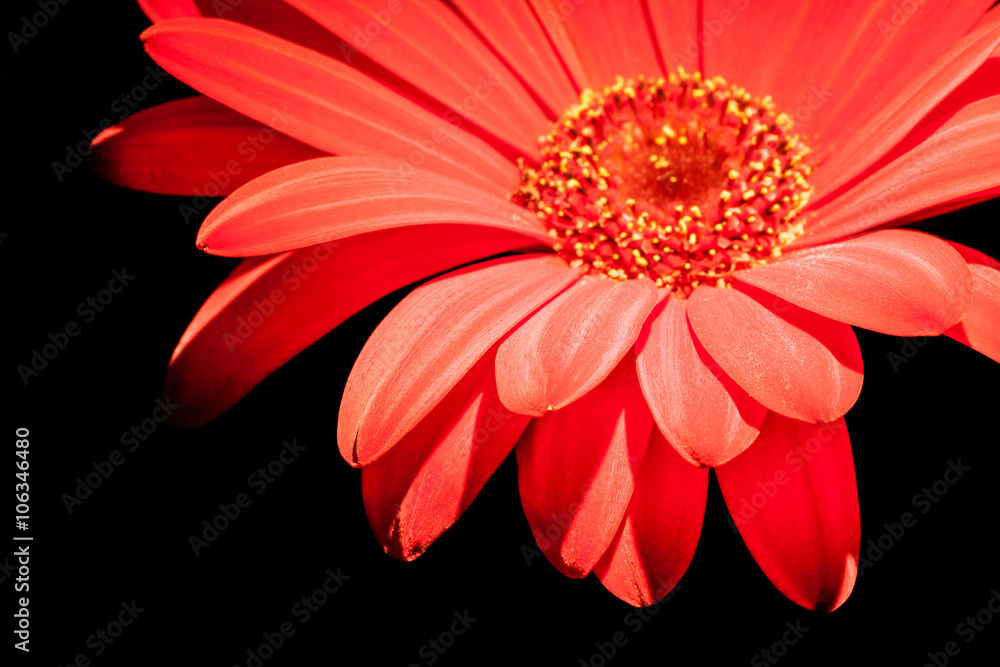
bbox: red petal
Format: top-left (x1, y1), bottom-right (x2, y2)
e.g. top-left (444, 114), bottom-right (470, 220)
top-left (887, 188), bottom-right (1000, 230)
top-left (702, 0), bottom-right (994, 190)
top-left (138, 0), bottom-right (198, 21)
top-left (687, 285), bottom-right (864, 424)
top-left (944, 242), bottom-right (1000, 363)
top-left (197, 156), bottom-right (550, 256)
top-left (812, 10), bottom-right (1000, 199)
top-left (496, 275), bottom-right (658, 416)
top-left (946, 240), bottom-right (1000, 270)
top-left (141, 18), bottom-right (517, 192)
top-left (451, 0), bottom-right (580, 115)
top-left (339, 255), bottom-right (581, 467)
top-left (645, 0), bottom-right (700, 72)
top-left (517, 357), bottom-right (653, 578)
top-left (164, 225), bottom-right (537, 427)
top-left (362, 349), bottom-right (531, 561)
top-left (716, 414), bottom-right (860, 612)
top-left (284, 0), bottom-right (549, 157)
top-left (802, 57), bottom-right (1000, 246)
top-left (90, 96), bottom-right (324, 196)
top-left (737, 230), bottom-right (974, 336)
top-left (138, 0), bottom-right (359, 62)
top-left (636, 296), bottom-right (766, 467)
top-left (528, 0), bottom-right (662, 90)
top-left (593, 428), bottom-right (709, 607)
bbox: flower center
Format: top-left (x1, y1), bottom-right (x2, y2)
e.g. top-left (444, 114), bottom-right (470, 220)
top-left (513, 71), bottom-right (814, 296)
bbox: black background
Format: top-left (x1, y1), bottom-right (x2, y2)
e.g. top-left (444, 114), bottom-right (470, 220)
top-left (4, 2), bottom-right (1000, 665)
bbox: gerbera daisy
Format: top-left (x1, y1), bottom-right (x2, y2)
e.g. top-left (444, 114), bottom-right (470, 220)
top-left (92, 0), bottom-right (1000, 612)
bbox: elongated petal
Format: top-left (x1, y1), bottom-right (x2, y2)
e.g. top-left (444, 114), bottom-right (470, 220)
top-left (90, 96), bottom-right (324, 196)
top-left (285, 0), bottom-right (549, 156)
top-left (737, 230), bottom-right (973, 336)
top-left (363, 349), bottom-right (531, 561)
top-left (142, 18), bottom-right (517, 192)
top-left (688, 286), bottom-right (863, 424)
top-left (947, 241), bottom-right (1000, 270)
top-left (517, 357), bottom-right (653, 578)
top-left (593, 429), bottom-right (709, 607)
top-left (716, 414), bottom-right (860, 612)
top-left (812, 11), bottom-right (1000, 198)
top-left (944, 242), bottom-right (1000, 363)
top-left (339, 255), bottom-right (581, 468)
top-left (451, 0), bottom-right (579, 114)
top-left (165, 225), bottom-right (537, 427)
top-left (138, 0), bottom-right (367, 62)
top-left (889, 189), bottom-right (1000, 230)
top-left (528, 0), bottom-right (662, 90)
top-left (496, 275), bottom-right (658, 416)
top-left (645, 0), bottom-right (700, 73)
top-left (702, 0), bottom-right (994, 192)
top-left (138, 0), bottom-right (208, 20)
top-left (802, 58), bottom-right (1000, 246)
top-left (636, 296), bottom-right (766, 467)
top-left (197, 156), bottom-right (550, 256)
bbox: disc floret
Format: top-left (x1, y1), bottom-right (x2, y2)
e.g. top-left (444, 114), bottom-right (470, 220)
top-left (514, 71), bottom-right (814, 296)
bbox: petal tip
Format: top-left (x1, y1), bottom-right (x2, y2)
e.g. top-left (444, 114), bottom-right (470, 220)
top-left (380, 531), bottom-right (430, 563)
top-left (349, 431), bottom-right (363, 468)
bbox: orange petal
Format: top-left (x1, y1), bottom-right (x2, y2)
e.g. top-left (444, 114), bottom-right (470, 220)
top-left (593, 428), bottom-right (709, 607)
top-left (339, 254), bottom-right (581, 467)
top-left (688, 285), bottom-right (863, 424)
top-left (716, 413), bottom-right (860, 612)
top-left (636, 296), bottom-right (766, 467)
top-left (517, 356), bottom-right (653, 578)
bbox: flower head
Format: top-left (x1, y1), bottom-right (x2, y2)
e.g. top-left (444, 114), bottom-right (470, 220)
top-left (94, 0), bottom-right (1000, 612)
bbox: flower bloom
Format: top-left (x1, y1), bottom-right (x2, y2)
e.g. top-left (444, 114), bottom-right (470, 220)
top-left (94, 0), bottom-right (1000, 611)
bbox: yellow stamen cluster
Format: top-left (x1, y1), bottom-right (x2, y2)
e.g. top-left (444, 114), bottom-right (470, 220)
top-left (513, 71), bottom-right (814, 295)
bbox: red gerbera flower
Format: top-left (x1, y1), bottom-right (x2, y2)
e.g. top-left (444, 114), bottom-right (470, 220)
top-left (93, 0), bottom-right (1000, 612)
